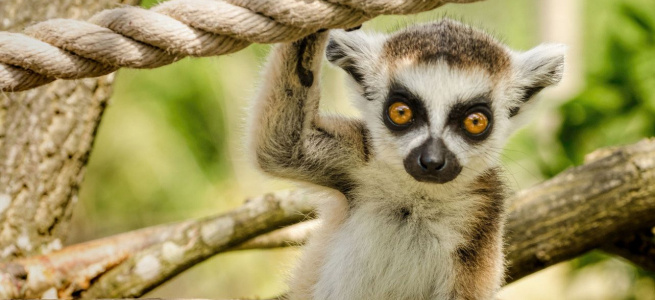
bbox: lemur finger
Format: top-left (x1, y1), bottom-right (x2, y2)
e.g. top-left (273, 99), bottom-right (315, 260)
top-left (291, 32), bottom-right (329, 88)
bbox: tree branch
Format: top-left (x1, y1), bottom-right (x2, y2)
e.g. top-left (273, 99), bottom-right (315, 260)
top-left (1, 139), bottom-right (654, 298)
top-left (0, 220), bottom-right (194, 298)
top-left (232, 219), bottom-right (319, 251)
top-left (0, 190), bottom-right (314, 298)
top-left (505, 138), bottom-right (655, 281)
top-left (82, 190), bottom-right (315, 298)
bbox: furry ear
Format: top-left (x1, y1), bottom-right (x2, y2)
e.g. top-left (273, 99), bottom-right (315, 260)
top-left (326, 30), bottom-right (382, 86)
top-left (509, 44), bottom-right (566, 117)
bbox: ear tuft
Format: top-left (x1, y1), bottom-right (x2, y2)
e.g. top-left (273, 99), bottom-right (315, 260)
top-left (509, 44), bottom-right (566, 117)
top-left (517, 44), bottom-right (566, 95)
top-left (326, 30), bottom-right (381, 86)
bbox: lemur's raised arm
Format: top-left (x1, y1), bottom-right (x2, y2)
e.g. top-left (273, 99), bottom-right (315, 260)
top-left (250, 32), bottom-right (370, 194)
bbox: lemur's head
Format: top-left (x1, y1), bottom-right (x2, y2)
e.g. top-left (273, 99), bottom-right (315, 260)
top-left (327, 20), bottom-right (565, 185)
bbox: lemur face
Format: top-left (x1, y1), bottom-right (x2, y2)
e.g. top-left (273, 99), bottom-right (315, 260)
top-left (381, 66), bottom-right (497, 183)
top-left (327, 20), bottom-right (565, 185)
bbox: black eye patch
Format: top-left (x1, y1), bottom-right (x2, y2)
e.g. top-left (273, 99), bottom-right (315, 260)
top-left (382, 82), bottom-right (429, 133)
top-left (447, 96), bottom-right (494, 142)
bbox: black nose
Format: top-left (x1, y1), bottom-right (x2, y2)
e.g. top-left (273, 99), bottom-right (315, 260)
top-left (403, 137), bottom-right (462, 184)
top-left (418, 153), bottom-right (445, 171)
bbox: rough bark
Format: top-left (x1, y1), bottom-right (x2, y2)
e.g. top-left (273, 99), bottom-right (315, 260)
top-left (0, 220), bottom-right (195, 298)
top-left (233, 219), bottom-right (319, 251)
top-left (505, 138), bottom-right (655, 281)
top-left (0, 190), bottom-right (315, 298)
top-left (82, 190), bottom-right (315, 298)
top-left (1, 139), bottom-right (653, 298)
top-left (0, 0), bottom-right (140, 260)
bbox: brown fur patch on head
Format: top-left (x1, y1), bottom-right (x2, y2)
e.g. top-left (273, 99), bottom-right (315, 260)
top-left (383, 20), bottom-right (511, 75)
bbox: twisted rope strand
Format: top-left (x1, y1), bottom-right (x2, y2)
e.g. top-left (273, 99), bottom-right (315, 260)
top-left (0, 0), bottom-right (476, 92)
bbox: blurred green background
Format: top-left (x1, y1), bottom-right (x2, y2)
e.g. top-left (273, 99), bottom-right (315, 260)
top-left (67, 0), bottom-right (655, 298)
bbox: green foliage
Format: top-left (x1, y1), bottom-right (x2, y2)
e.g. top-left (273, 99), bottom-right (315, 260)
top-left (547, 1), bottom-right (655, 296)
top-left (76, 58), bottom-right (233, 238)
top-left (544, 0), bottom-right (655, 177)
top-left (123, 60), bottom-right (230, 179)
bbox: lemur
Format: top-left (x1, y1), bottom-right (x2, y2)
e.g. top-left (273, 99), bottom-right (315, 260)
top-left (249, 19), bottom-right (564, 300)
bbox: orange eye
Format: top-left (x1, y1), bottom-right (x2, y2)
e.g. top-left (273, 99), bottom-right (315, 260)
top-left (388, 102), bottom-right (413, 126)
top-left (463, 112), bottom-right (489, 135)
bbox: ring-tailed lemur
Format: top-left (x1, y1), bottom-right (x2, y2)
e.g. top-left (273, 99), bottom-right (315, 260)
top-left (249, 19), bottom-right (565, 300)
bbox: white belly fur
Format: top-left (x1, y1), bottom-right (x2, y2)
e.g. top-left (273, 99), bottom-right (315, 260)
top-left (311, 189), bottom-right (479, 300)
top-left (291, 166), bottom-right (484, 300)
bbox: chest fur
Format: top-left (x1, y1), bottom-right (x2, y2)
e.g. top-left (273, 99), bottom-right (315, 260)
top-left (297, 166), bottom-right (507, 300)
top-left (312, 188), bottom-right (483, 299)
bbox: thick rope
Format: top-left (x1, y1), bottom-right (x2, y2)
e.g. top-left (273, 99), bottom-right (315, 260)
top-left (0, 0), bottom-right (477, 92)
